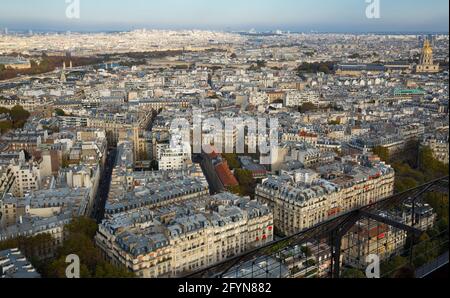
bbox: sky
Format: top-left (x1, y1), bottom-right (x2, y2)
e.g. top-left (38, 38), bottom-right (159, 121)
top-left (0, 0), bottom-right (448, 33)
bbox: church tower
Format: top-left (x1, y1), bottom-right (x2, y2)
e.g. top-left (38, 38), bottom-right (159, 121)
top-left (60, 62), bottom-right (67, 83)
top-left (416, 38), bottom-right (439, 73)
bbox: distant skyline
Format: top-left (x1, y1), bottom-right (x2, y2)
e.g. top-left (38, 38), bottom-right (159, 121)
top-left (0, 0), bottom-right (448, 33)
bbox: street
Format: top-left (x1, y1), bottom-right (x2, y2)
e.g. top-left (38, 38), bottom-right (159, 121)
top-left (91, 147), bottom-right (117, 223)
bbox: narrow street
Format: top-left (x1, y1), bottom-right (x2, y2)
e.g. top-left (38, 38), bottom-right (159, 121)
top-left (193, 153), bottom-right (225, 195)
top-left (91, 147), bottom-right (117, 223)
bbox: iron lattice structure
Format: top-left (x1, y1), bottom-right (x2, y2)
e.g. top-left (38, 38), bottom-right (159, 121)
top-left (185, 176), bottom-right (449, 278)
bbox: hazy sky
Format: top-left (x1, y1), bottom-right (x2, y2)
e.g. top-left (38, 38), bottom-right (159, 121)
top-left (0, 0), bottom-right (448, 32)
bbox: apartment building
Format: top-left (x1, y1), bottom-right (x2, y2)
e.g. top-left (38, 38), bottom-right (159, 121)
top-left (284, 90), bottom-right (320, 107)
top-left (96, 193), bottom-right (273, 278)
top-left (256, 155), bottom-right (395, 236)
top-left (157, 138), bottom-right (192, 171)
top-left (104, 175), bottom-right (209, 217)
top-left (8, 161), bottom-right (41, 198)
top-left (0, 249), bottom-right (41, 278)
top-left (421, 133), bottom-right (449, 165)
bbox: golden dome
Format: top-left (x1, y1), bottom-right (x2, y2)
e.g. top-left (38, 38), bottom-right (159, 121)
top-left (423, 40), bottom-right (433, 55)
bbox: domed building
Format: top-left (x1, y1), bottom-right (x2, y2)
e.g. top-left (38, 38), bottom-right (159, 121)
top-left (416, 39), bottom-right (440, 73)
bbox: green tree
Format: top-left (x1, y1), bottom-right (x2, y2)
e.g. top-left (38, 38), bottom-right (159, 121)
top-left (235, 169), bottom-right (256, 198)
top-left (425, 192), bottom-right (449, 223)
top-left (419, 146), bottom-right (449, 180)
top-left (318, 64), bottom-right (330, 74)
top-left (392, 265), bottom-right (415, 278)
top-left (297, 61), bottom-right (334, 75)
top-left (222, 153), bottom-right (241, 170)
top-left (0, 233), bottom-right (55, 273)
top-left (300, 245), bottom-right (312, 257)
top-left (328, 119), bottom-right (341, 125)
top-left (45, 217), bottom-right (135, 278)
top-left (0, 107), bottom-right (10, 114)
top-left (298, 102), bottom-right (317, 113)
top-left (373, 146), bottom-right (389, 163)
top-left (0, 120), bottom-right (13, 134)
top-left (341, 268), bottom-right (366, 278)
top-left (227, 185), bottom-right (244, 196)
top-left (10, 105), bottom-right (30, 128)
top-left (150, 160), bottom-right (159, 171)
top-left (412, 233), bottom-right (440, 268)
top-left (54, 108), bottom-right (66, 117)
top-left (381, 256), bottom-right (408, 277)
top-left (256, 60), bottom-right (267, 68)
top-left (395, 177), bottom-right (419, 193)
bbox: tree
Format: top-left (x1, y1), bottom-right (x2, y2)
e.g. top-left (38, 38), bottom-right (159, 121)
top-left (0, 121), bottom-right (13, 134)
top-left (328, 119), bottom-right (341, 125)
top-left (257, 60), bottom-right (266, 68)
top-left (392, 265), bottom-right (415, 278)
top-left (395, 177), bottom-right (419, 193)
top-left (419, 146), bottom-right (449, 180)
top-left (373, 146), bottom-right (389, 163)
top-left (45, 217), bottom-right (135, 278)
top-left (425, 192), bottom-right (449, 223)
top-left (54, 108), bottom-right (66, 117)
top-left (227, 185), bottom-right (244, 196)
top-left (0, 234), bottom-right (54, 259)
top-left (412, 233), bottom-right (439, 268)
top-left (222, 153), bottom-right (241, 170)
top-left (298, 102), bottom-right (317, 113)
top-left (318, 64), bottom-right (330, 74)
top-left (10, 105), bottom-right (30, 128)
top-left (297, 61), bottom-right (334, 75)
top-left (150, 160), bottom-right (159, 171)
top-left (235, 169), bottom-right (256, 198)
top-left (300, 245), bottom-right (312, 257)
top-left (0, 107), bottom-right (10, 114)
top-left (381, 256), bottom-right (408, 277)
top-left (341, 268), bottom-right (366, 278)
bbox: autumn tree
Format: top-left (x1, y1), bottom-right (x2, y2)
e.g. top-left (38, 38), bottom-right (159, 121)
top-left (46, 217), bottom-right (135, 278)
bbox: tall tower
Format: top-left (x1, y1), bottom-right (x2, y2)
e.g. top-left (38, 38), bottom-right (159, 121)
top-left (416, 38), bottom-right (439, 73)
top-left (60, 61), bottom-right (67, 83)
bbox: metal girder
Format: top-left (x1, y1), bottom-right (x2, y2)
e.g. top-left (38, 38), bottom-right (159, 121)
top-left (185, 177), bottom-right (449, 278)
top-left (359, 210), bottom-right (423, 236)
